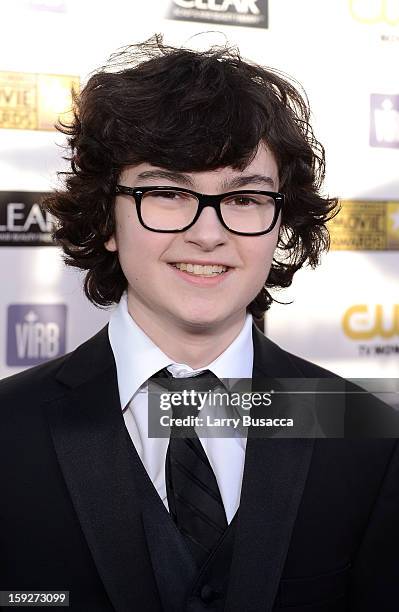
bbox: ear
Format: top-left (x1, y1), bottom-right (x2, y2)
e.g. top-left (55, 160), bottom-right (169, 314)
top-left (104, 235), bottom-right (117, 252)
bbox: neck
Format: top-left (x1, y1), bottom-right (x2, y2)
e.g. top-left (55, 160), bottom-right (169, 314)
top-left (126, 295), bottom-right (247, 369)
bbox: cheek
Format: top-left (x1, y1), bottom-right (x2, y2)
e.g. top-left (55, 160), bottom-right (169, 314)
top-left (114, 225), bottom-right (145, 279)
top-left (244, 237), bottom-right (278, 278)
top-left (117, 228), bottom-right (171, 277)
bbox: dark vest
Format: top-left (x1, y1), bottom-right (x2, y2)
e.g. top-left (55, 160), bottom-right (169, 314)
top-left (129, 433), bottom-right (238, 611)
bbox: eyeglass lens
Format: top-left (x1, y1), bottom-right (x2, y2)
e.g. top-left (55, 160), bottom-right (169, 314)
top-left (140, 189), bottom-right (276, 233)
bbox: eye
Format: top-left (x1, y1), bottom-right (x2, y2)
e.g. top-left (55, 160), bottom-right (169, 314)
top-left (236, 197), bottom-right (256, 205)
top-left (151, 190), bottom-right (192, 201)
top-left (228, 196), bottom-right (262, 206)
top-left (153, 190), bottom-right (178, 199)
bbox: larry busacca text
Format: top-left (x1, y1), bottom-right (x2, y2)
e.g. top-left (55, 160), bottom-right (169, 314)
top-left (156, 390), bottom-right (294, 430)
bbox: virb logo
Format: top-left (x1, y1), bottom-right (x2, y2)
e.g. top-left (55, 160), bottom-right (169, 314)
top-left (7, 304), bottom-right (67, 366)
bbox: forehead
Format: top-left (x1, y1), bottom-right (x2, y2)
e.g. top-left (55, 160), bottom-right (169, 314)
top-left (119, 144), bottom-right (279, 191)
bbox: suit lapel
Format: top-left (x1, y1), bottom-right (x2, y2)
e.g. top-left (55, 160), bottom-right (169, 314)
top-left (224, 325), bottom-right (315, 612)
top-left (45, 327), bottom-right (162, 612)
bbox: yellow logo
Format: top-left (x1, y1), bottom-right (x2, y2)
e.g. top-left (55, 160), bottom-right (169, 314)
top-left (0, 71), bottom-right (79, 131)
top-left (329, 201), bottom-right (399, 250)
top-left (387, 202), bottom-right (399, 248)
top-left (343, 304), bottom-right (399, 339)
top-left (349, 0), bottom-right (399, 25)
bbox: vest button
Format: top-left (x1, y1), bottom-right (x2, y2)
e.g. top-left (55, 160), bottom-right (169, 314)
top-left (200, 585), bottom-right (219, 603)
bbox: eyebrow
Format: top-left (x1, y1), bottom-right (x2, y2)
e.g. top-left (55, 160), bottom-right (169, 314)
top-left (135, 170), bottom-right (195, 186)
top-left (134, 170), bottom-right (276, 190)
top-left (222, 174), bottom-right (276, 190)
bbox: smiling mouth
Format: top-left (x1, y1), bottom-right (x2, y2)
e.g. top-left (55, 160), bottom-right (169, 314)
top-left (169, 263), bottom-right (230, 277)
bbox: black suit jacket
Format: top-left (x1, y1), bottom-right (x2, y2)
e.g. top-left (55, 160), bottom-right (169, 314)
top-left (0, 324), bottom-right (398, 611)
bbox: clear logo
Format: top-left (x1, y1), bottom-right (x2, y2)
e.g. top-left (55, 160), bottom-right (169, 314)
top-left (166, 0), bottom-right (268, 28)
top-left (0, 192), bottom-right (54, 246)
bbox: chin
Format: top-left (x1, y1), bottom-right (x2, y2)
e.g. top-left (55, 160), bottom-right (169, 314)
top-left (182, 308), bottom-right (242, 332)
top-left (173, 307), bottom-right (225, 329)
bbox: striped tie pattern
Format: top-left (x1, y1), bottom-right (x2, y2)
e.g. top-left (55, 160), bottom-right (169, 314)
top-left (151, 368), bottom-right (228, 567)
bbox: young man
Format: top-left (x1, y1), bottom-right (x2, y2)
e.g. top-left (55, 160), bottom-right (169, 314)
top-left (1, 35), bottom-right (398, 612)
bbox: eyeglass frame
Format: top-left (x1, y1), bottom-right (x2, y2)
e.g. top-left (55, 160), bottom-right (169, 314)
top-left (115, 185), bottom-right (284, 236)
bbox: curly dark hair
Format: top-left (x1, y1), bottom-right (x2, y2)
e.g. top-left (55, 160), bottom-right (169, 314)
top-left (43, 34), bottom-right (339, 319)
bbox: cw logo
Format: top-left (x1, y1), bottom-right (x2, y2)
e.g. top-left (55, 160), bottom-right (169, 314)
top-left (342, 304), bottom-right (399, 340)
top-left (349, 0), bottom-right (399, 26)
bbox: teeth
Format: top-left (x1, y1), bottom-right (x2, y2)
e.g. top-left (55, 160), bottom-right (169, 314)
top-left (173, 263), bottom-right (228, 276)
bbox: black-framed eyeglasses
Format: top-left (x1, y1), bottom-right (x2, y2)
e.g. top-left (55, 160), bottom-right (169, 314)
top-left (115, 185), bottom-right (284, 236)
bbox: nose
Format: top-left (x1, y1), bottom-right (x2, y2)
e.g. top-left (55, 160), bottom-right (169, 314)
top-left (183, 205), bottom-right (228, 249)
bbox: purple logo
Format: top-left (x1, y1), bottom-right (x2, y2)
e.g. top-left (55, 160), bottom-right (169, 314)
top-left (7, 304), bottom-right (67, 367)
top-left (29, 0), bottom-right (67, 12)
top-left (370, 94), bottom-right (399, 149)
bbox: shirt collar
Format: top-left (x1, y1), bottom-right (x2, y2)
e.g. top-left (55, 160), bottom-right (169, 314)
top-left (108, 292), bottom-right (254, 410)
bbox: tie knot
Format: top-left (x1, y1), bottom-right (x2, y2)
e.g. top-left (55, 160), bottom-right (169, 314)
top-left (150, 367), bottom-right (222, 394)
top-left (150, 368), bottom-right (224, 437)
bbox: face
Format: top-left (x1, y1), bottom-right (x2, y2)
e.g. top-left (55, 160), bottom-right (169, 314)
top-left (105, 142), bottom-right (281, 335)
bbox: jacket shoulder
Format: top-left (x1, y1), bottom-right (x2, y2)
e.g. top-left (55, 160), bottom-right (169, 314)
top-left (257, 334), bottom-right (399, 437)
top-left (0, 353), bottom-right (69, 403)
top-left (253, 325), bottom-right (340, 380)
top-left (0, 325), bottom-right (110, 405)
top-left (281, 348), bottom-right (340, 379)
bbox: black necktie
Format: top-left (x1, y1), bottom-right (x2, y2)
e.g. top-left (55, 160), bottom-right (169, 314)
top-left (151, 368), bottom-right (228, 567)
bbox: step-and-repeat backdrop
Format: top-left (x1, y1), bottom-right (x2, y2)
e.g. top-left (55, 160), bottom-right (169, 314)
top-left (0, 0), bottom-right (398, 380)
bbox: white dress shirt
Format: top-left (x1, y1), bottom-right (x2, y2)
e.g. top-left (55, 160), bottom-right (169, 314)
top-left (108, 293), bottom-right (253, 523)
